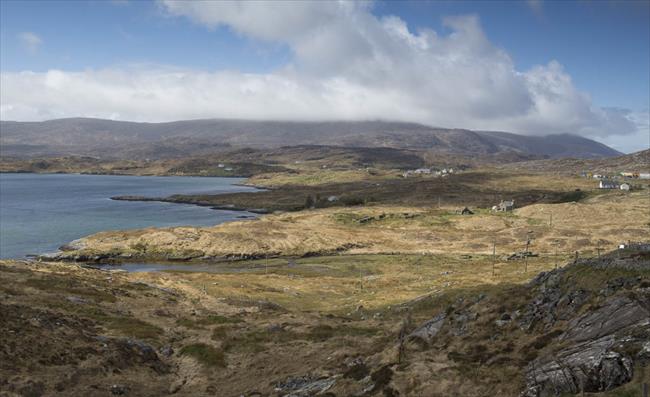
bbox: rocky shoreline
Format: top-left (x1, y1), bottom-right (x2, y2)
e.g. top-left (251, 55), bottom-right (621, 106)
top-left (110, 195), bottom-right (271, 214)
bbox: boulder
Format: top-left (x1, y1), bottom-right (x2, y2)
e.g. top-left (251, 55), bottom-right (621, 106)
top-left (274, 375), bottom-right (337, 397)
top-left (110, 384), bottom-right (129, 395)
top-left (407, 313), bottom-right (446, 344)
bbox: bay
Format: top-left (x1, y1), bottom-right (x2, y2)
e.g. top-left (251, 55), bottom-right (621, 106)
top-left (0, 173), bottom-right (257, 259)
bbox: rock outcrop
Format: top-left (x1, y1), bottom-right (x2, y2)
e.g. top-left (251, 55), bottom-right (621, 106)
top-left (519, 255), bottom-right (650, 396)
top-left (522, 336), bottom-right (634, 397)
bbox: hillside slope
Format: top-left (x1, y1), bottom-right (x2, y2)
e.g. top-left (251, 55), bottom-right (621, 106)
top-left (499, 148), bottom-right (650, 174)
top-left (0, 118), bottom-right (621, 159)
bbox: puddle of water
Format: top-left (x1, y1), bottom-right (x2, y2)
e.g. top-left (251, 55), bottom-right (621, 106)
top-left (90, 261), bottom-right (336, 275)
top-left (92, 262), bottom-right (280, 274)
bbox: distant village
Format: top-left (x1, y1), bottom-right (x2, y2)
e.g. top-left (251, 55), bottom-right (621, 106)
top-left (401, 167), bottom-right (456, 178)
top-left (582, 171), bottom-right (650, 190)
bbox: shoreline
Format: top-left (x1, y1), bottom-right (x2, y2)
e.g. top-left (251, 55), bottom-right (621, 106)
top-left (1, 172), bottom-right (267, 260)
top-left (110, 195), bottom-right (271, 214)
top-left (0, 170), bottom-right (255, 179)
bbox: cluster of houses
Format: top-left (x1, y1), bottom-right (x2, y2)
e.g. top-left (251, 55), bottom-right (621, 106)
top-left (579, 171), bottom-right (646, 191)
top-left (402, 167), bottom-right (455, 178)
top-left (217, 163), bottom-right (234, 172)
top-left (582, 171), bottom-right (649, 191)
top-left (456, 200), bottom-right (514, 217)
top-left (599, 180), bottom-right (630, 190)
top-left (618, 241), bottom-right (650, 251)
top-left (583, 172), bottom-right (650, 179)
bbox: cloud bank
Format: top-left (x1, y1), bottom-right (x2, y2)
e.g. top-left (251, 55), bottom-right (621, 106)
top-left (1, 1), bottom-right (646, 148)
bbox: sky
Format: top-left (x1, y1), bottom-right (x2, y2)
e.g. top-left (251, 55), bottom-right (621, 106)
top-left (0, 0), bottom-right (648, 153)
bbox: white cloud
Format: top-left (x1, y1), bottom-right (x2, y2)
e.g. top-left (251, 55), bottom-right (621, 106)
top-left (18, 32), bottom-right (42, 54)
top-left (1, 2), bottom-right (644, 151)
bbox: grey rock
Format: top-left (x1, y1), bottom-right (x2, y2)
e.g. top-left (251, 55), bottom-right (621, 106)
top-left (555, 289), bottom-right (589, 320)
top-left (522, 336), bottom-right (633, 397)
top-left (407, 313), bottom-right (446, 344)
top-left (159, 345), bottom-right (174, 358)
top-left (110, 384), bottom-right (129, 395)
top-left (561, 296), bottom-right (650, 342)
top-left (107, 338), bottom-right (169, 374)
top-left (274, 375), bottom-right (337, 397)
top-left (65, 295), bottom-right (88, 304)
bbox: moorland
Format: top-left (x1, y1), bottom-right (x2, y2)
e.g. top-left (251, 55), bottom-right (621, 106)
top-left (1, 119), bottom-right (649, 396)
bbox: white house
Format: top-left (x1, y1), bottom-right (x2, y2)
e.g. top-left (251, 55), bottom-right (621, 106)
top-left (620, 183), bottom-right (630, 191)
top-left (599, 180), bottom-right (619, 189)
top-left (496, 200), bottom-right (515, 212)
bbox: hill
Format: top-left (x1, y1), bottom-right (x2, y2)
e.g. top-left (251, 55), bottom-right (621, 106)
top-left (0, 118), bottom-right (621, 159)
top-left (499, 148), bottom-right (650, 174)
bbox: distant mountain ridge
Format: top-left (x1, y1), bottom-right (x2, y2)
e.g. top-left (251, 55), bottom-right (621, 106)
top-left (499, 148), bottom-right (649, 174)
top-left (0, 118), bottom-right (622, 159)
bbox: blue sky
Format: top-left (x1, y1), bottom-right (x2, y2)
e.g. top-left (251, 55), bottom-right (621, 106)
top-left (1, 0), bottom-right (648, 152)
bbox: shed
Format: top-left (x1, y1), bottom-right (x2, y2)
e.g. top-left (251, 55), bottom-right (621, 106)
top-left (620, 183), bottom-right (630, 191)
top-left (497, 200), bottom-right (515, 212)
top-left (460, 207), bottom-right (474, 215)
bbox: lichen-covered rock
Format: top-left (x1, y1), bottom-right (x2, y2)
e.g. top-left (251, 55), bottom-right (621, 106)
top-left (522, 336), bottom-right (634, 397)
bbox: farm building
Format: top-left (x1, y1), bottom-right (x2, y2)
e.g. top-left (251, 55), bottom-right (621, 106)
top-left (460, 207), bottom-right (474, 215)
top-left (620, 183), bottom-right (630, 191)
top-left (494, 200), bottom-right (515, 212)
top-left (599, 180), bottom-right (619, 189)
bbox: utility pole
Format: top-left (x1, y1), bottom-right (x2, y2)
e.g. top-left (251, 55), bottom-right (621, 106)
top-left (524, 231), bottom-right (533, 274)
top-left (492, 238), bottom-right (496, 277)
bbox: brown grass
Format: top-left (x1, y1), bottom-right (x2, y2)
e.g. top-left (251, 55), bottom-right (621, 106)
top-left (64, 190), bottom-right (649, 261)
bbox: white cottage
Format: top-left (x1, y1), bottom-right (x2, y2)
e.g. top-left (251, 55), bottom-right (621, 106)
top-left (599, 180), bottom-right (619, 189)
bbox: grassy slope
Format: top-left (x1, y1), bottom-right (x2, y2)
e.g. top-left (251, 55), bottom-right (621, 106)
top-left (54, 190), bottom-right (649, 263)
top-left (2, 251), bottom-right (647, 396)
